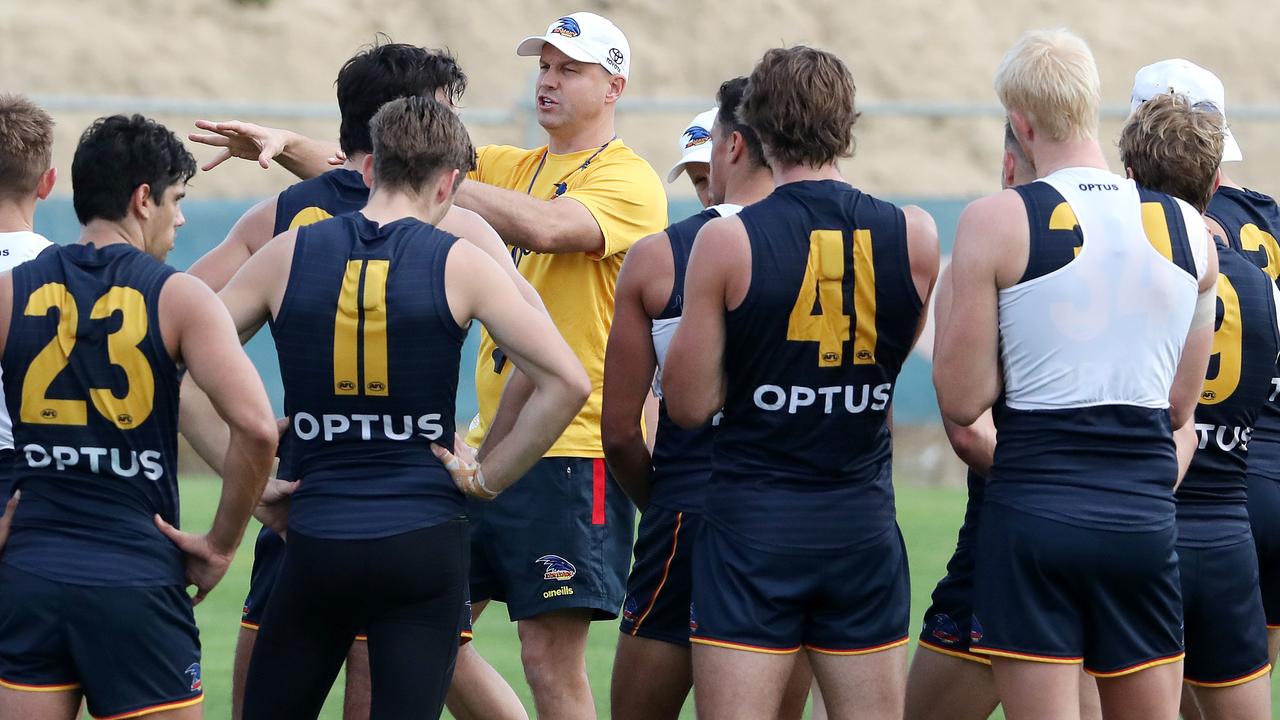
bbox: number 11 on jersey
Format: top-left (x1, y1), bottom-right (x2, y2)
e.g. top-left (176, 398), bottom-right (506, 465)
top-left (786, 229), bottom-right (877, 367)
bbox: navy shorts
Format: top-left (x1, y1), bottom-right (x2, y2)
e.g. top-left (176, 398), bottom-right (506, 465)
top-left (242, 525), bottom-right (474, 642)
top-left (972, 502), bottom-right (1184, 676)
top-left (0, 563), bottom-right (203, 719)
top-left (919, 475), bottom-right (986, 664)
top-left (689, 521), bottom-right (910, 655)
top-left (620, 507), bottom-right (700, 646)
top-left (469, 457), bottom-right (634, 621)
top-left (1179, 539), bottom-right (1271, 686)
top-left (1246, 473), bottom-right (1280, 628)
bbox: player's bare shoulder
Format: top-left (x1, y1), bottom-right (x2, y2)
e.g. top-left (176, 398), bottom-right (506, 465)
top-left (955, 188), bottom-right (1030, 287)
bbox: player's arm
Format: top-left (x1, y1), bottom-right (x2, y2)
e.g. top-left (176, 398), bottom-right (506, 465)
top-left (931, 268), bottom-right (997, 473)
top-left (159, 274), bottom-right (278, 604)
top-left (934, 193), bottom-right (1019, 426)
top-left (186, 196), bottom-right (277, 292)
top-left (188, 120), bottom-right (337, 180)
top-left (903, 205), bottom-right (941, 348)
top-left (1173, 417), bottom-right (1196, 491)
top-left (453, 180), bottom-right (605, 255)
top-left (178, 232), bottom-right (295, 470)
top-left (1169, 227), bottom-right (1220, 428)
top-left (601, 234), bottom-right (665, 510)
top-left (664, 217), bottom-right (744, 429)
top-left (438, 242), bottom-right (591, 496)
top-left (444, 207), bottom-right (546, 312)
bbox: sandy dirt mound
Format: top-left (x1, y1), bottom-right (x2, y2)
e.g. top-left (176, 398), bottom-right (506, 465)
top-left (6, 0), bottom-right (1280, 200)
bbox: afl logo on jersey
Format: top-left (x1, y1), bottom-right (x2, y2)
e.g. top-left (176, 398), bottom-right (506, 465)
top-left (683, 126), bottom-right (711, 150)
top-left (551, 17), bottom-right (581, 37)
top-left (40, 408), bottom-right (57, 420)
top-left (117, 413), bottom-right (133, 426)
top-left (367, 381), bottom-right (386, 393)
top-left (337, 380), bottom-right (356, 392)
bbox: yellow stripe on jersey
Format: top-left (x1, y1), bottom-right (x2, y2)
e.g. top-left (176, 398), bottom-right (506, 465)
top-left (1140, 201), bottom-right (1174, 262)
top-left (851, 229), bottom-right (877, 365)
top-left (333, 261), bottom-right (363, 395)
top-left (288, 206), bottom-right (334, 230)
top-left (361, 259), bottom-right (390, 396)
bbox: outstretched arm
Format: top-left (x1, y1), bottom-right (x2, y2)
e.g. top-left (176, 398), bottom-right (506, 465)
top-left (188, 120), bottom-right (339, 180)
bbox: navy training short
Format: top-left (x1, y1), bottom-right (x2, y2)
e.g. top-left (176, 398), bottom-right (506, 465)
top-left (971, 501), bottom-right (1184, 676)
top-left (620, 507), bottom-right (700, 646)
top-left (469, 456), bottom-right (634, 621)
top-left (1179, 538), bottom-right (1271, 686)
top-left (1246, 473), bottom-right (1280, 628)
top-left (0, 563), bottom-right (203, 719)
top-left (689, 520), bottom-right (910, 655)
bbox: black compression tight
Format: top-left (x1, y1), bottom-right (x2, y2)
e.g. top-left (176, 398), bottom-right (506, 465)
top-left (242, 520), bottom-right (468, 720)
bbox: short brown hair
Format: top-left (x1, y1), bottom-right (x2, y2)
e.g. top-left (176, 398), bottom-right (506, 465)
top-left (739, 46), bottom-right (858, 168)
top-left (0, 94), bottom-right (55, 199)
top-left (1119, 92), bottom-right (1225, 213)
top-left (369, 96), bottom-right (476, 193)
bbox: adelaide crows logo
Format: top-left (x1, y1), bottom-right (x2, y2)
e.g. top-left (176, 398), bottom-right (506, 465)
top-left (536, 554), bottom-right (577, 581)
top-left (551, 17), bottom-right (581, 38)
top-left (683, 126), bottom-right (711, 149)
top-left (928, 613), bottom-right (961, 645)
top-left (184, 663), bottom-right (202, 692)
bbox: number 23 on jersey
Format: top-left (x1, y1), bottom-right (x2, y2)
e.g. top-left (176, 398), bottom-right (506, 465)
top-left (20, 282), bottom-right (154, 429)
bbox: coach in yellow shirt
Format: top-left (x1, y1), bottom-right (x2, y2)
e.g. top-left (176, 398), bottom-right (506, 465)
top-left (452, 12), bottom-right (667, 719)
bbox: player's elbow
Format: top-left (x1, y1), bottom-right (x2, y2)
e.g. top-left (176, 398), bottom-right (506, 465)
top-left (233, 412), bottom-right (280, 460)
top-left (945, 424), bottom-right (985, 464)
top-left (601, 415), bottom-right (642, 463)
top-left (1168, 393), bottom-right (1198, 430)
top-left (935, 383), bottom-right (984, 428)
top-left (665, 396), bottom-right (713, 431)
top-left (553, 362), bottom-right (592, 413)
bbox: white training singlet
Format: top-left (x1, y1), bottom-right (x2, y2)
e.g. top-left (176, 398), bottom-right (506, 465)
top-left (998, 167), bottom-right (1209, 411)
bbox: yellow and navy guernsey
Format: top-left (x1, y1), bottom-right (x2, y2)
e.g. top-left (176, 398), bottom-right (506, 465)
top-left (465, 141), bottom-right (667, 455)
top-left (2, 244), bottom-right (181, 585)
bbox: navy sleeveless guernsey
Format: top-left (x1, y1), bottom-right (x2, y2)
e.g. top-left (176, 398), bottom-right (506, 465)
top-left (710, 180), bottom-right (922, 553)
top-left (272, 214), bottom-right (464, 539)
top-left (2, 243), bottom-right (180, 586)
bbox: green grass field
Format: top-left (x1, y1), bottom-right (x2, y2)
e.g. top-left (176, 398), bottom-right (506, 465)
top-left (178, 478), bottom-right (1280, 719)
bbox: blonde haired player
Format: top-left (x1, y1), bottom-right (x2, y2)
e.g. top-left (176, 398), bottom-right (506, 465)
top-left (935, 29), bottom-right (1216, 719)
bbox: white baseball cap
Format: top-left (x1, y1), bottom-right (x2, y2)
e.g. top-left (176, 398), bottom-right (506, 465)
top-left (517, 12), bottom-right (630, 79)
top-left (1130, 58), bottom-right (1242, 162)
top-left (667, 108), bottom-right (718, 184)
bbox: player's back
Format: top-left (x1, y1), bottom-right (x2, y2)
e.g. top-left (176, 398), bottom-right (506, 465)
top-left (274, 168), bottom-right (368, 236)
top-left (710, 180), bottom-right (922, 552)
top-left (273, 213), bottom-right (464, 540)
top-left (649, 204), bottom-right (739, 511)
top-left (2, 242), bottom-right (180, 585)
top-left (990, 168), bottom-right (1204, 531)
top-left (1208, 186), bottom-right (1280, 480)
top-left (1177, 241), bottom-right (1280, 545)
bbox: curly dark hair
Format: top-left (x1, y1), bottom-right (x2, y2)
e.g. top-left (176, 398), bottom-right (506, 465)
top-left (71, 114), bottom-right (195, 225)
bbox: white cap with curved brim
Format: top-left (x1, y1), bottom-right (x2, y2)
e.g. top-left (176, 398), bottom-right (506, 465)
top-left (1130, 58), bottom-right (1242, 163)
top-left (516, 12), bottom-right (630, 79)
top-left (667, 108), bottom-right (718, 184)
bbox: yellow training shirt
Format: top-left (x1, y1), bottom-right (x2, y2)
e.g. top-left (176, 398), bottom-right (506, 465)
top-left (465, 140), bottom-right (667, 457)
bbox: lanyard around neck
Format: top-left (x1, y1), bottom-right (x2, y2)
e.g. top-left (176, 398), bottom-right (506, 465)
top-left (525, 136), bottom-right (617, 197)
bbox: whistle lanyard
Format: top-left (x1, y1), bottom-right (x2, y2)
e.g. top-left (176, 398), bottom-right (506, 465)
top-left (525, 136), bottom-right (616, 197)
